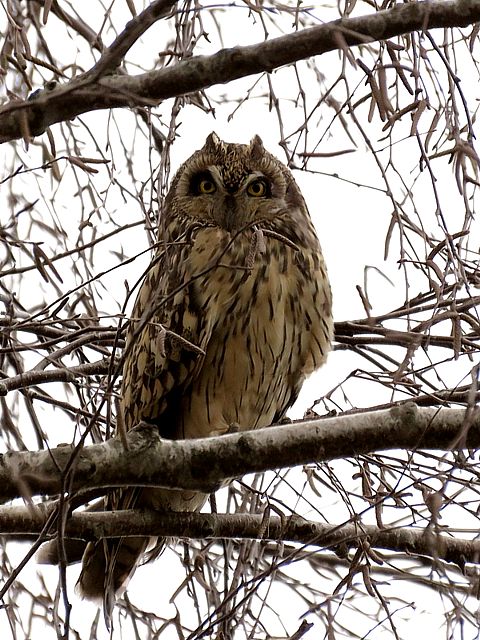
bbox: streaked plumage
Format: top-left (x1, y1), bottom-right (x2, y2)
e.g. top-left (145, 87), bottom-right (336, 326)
top-left (43, 133), bottom-right (333, 607)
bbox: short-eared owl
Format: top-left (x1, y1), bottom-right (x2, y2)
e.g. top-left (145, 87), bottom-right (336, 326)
top-left (41, 133), bottom-right (333, 606)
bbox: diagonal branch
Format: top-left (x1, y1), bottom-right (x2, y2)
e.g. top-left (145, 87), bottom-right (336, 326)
top-left (0, 404), bottom-right (478, 503)
top-left (87, 0), bottom-right (178, 78)
top-left (1, 0), bottom-right (479, 143)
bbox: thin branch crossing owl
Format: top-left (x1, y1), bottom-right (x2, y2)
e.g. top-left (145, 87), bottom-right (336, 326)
top-left (41, 133), bottom-right (333, 608)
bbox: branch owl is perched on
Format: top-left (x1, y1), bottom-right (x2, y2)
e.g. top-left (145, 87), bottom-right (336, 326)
top-left (42, 133), bottom-right (333, 606)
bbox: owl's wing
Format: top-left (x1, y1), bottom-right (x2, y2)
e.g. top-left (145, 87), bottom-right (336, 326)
top-left (121, 241), bottom-right (208, 437)
top-left (74, 243), bottom-right (210, 612)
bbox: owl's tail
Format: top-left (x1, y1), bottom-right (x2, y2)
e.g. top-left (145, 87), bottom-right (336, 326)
top-left (77, 536), bottom-right (152, 603)
top-left (36, 492), bottom-right (154, 609)
top-left (37, 532), bottom-right (154, 603)
top-left (37, 488), bottom-right (205, 613)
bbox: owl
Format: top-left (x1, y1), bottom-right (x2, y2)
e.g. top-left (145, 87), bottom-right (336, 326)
top-left (40, 133), bottom-right (333, 608)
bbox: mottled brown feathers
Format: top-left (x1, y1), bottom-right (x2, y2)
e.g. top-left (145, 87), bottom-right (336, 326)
top-left (75, 133), bottom-right (333, 605)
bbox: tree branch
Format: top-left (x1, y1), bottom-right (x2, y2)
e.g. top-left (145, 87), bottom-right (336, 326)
top-left (1, 0), bottom-right (479, 143)
top-left (2, 505), bottom-right (478, 568)
top-left (0, 358), bottom-right (113, 395)
top-left (87, 0), bottom-right (178, 79)
top-left (0, 404), bottom-right (477, 503)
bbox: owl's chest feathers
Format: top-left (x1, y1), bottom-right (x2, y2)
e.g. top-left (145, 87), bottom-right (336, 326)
top-left (179, 228), bottom-right (331, 437)
top-left (189, 227), bottom-right (303, 315)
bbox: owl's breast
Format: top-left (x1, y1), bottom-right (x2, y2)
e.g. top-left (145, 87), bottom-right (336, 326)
top-left (179, 226), bottom-right (332, 439)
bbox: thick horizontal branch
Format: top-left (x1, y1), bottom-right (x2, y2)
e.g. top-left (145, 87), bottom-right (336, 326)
top-left (1, 0), bottom-right (479, 143)
top-left (2, 506), bottom-right (478, 568)
top-left (0, 404), bottom-right (477, 503)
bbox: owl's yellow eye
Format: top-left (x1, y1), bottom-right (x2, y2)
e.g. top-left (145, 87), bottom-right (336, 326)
top-left (198, 179), bottom-right (216, 194)
top-left (191, 172), bottom-right (217, 195)
top-left (247, 179), bottom-right (268, 197)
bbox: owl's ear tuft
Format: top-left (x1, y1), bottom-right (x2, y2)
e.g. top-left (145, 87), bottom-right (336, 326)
top-left (249, 135), bottom-right (265, 161)
top-left (204, 132), bottom-right (222, 152)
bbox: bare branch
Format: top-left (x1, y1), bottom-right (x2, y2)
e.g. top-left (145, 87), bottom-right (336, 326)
top-left (87, 0), bottom-right (178, 78)
top-left (1, 0), bottom-right (479, 143)
top-left (0, 404), bottom-right (477, 503)
top-left (2, 507), bottom-right (479, 568)
top-left (0, 358), bottom-right (114, 395)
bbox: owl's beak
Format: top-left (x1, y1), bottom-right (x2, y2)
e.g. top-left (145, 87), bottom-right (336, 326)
top-left (223, 194), bottom-right (238, 232)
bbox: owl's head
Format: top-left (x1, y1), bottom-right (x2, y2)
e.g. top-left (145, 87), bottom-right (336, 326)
top-left (165, 133), bottom-right (305, 233)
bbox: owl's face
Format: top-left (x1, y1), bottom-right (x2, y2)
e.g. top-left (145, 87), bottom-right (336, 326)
top-left (165, 133), bottom-right (305, 233)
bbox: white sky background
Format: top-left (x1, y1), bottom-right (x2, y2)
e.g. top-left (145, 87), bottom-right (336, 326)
top-left (1, 1), bottom-right (480, 638)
